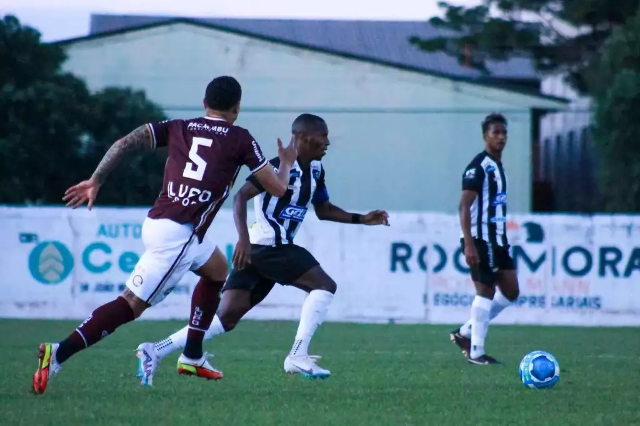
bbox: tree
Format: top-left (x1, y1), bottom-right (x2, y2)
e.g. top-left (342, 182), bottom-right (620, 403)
top-left (412, 1), bottom-right (640, 212)
top-left (0, 14), bottom-right (166, 206)
top-left (591, 13), bottom-right (640, 211)
top-left (82, 88), bottom-right (167, 207)
top-left (409, 0), bottom-right (640, 95)
top-left (0, 15), bottom-right (91, 204)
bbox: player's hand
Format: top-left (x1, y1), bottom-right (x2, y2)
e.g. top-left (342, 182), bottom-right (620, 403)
top-left (361, 210), bottom-right (390, 226)
top-left (464, 242), bottom-right (479, 268)
top-left (232, 238), bottom-right (252, 270)
top-left (62, 178), bottom-right (101, 210)
top-left (277, 135), bottom-right (298, 166)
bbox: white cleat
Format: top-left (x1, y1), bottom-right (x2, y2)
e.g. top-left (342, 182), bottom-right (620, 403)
top-left (284, 355), bottom-right (331, 379)
top-left (136, 342), bottom-right (159, 386)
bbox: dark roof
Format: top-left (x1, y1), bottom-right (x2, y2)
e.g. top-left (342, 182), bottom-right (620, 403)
top-left (89, 14), bottom-right (537, 81)
top-left (55, 14), bottom-right (567, 105)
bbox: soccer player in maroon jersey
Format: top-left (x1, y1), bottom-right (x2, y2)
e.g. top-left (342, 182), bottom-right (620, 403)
top-left (32, 76), bottom-right (298, 394)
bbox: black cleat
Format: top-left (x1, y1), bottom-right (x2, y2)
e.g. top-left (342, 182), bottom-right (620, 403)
top-left (449, 329), bottom-right (471, 358)
top-left (467, 354), bottom-right (500, 365)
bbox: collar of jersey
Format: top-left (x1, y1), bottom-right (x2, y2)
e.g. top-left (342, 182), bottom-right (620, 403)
top-left (204, 116), bottom-right (227, 122)
top-left (484, 150), bottom-right (502, 164)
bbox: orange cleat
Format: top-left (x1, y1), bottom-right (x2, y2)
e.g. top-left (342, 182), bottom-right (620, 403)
top-left (32, 343), bottom-right (61, 395)
top-left (176, 353), bottom-right (223, 380)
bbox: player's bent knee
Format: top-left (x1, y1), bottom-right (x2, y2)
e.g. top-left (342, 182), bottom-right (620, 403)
top-left (321, 278), bottom-right (337, 294)
top-left (217, 308), bottom-right (242, 331)
top-left (503, 287), bottom-right (520, 302)
top-left (304, 277), bottom-right (337, 294)
top-left (211, 260), bottom-right (229, 282)
top-left (217, 289), bottom-right (252, 331)
top-left (497, 273), bottom-right (520, 301)
top-left (201, 277), bottom-right (225, 293)
top-left (195, 248), bottom-right (229, 282)
top-left (474, 282), bottom-right (495, 299)
top-left (298, 266), bottom-right (337, 294)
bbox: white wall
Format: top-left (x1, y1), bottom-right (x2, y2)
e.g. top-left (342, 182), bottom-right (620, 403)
top-left (540, 74), bottom-right (592, 141)
top-left (62, 23), bottom-right (563, 212)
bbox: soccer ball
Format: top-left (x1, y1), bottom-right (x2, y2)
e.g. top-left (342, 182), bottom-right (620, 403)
top-left (518, 351), bottom-right (560, 389)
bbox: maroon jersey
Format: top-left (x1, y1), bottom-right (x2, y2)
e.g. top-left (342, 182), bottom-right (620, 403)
top-left (146, 116), bottom-right (268, 241)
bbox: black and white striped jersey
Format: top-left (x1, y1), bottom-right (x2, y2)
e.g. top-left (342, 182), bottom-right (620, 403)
top-left (460, 151), bottom-right (509, 246)
top-left (246, 157), bottom-right (329, 246)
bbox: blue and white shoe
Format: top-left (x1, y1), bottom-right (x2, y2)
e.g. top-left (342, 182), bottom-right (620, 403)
top-left (284, 355), bottom-right (330, 379)
top-left (135, 342), bottom-right (159, 386)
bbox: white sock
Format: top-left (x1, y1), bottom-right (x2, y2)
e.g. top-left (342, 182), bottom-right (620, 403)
top-left (469, 296), bottom-right (492, 359)
top-left (460, 292), bottom-right (512, 337)
top-left (289, 290), bottom-right (334, 357)
top-left (459, 320), bottom-right (472, 338)
top-left (489, 292), bottom-right (512, 319)
top-left (154, 315), bottom-right (226, 359)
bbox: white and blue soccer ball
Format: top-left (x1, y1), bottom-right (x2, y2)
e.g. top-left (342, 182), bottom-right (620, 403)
top-left (519, 351), bottom-right (560, 389)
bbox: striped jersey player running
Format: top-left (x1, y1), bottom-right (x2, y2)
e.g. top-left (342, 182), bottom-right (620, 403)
top-left (134, 113), bottom-right (390, 384)
top-left (450, 113), bottom-right (521, 365)
top-left (32, 76), bottom-right (298, 394)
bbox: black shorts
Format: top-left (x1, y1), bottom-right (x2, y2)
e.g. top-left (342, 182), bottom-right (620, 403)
top-left (461, 238), bottom-right (514, 286)
top-left (222, 244), bottom-right (320, 301)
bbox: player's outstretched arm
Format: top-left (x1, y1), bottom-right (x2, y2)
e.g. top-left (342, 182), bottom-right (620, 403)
top-left (314, 201), bottom-right (390, 226)
top-left (62, 125), bottom-right (153, 209)
top-left (231, 182), bottom-right (262, 269)
top-left (252, 137), bottom-right (297, 197)
top-left (253, 164), bottom-right (290, 197)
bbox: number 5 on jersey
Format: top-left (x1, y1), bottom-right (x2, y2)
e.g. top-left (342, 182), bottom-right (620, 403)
top-left (183, 137), bottom-right (212, 181)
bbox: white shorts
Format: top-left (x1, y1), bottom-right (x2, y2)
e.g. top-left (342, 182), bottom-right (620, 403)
top-left (126, 218), bottom-right (216, 305)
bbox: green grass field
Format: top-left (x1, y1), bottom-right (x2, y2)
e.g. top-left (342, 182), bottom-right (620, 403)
top-left (1, 319), bottom-right (638, 426)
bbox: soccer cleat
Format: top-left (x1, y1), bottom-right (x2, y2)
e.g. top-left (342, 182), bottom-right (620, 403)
top-left (468, 354), bottom-right (500, 365)
top-left (176, 353), bottom-right (223, 380)
top-left (284, 355), bottom-right (331, 379)
top-left (450, 328), bottom-right (471, 357)
top-left (136, 343), bottom-right (159, 386)
top-left (32, 343), bottom-right (61, 395)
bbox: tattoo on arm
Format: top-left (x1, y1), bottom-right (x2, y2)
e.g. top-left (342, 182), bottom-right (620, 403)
top-left (91, 125), bottom-right (153, 184)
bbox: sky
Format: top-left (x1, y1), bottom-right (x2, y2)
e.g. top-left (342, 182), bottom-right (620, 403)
top-left (3, 0), bottom-right (479, 42)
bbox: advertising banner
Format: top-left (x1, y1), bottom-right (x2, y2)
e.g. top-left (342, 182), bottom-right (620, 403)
top-left (2, 207), bottom-right (639, 326)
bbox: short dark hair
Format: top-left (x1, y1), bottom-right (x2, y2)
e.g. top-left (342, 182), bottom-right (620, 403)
top-left (481, 113), bottom-right (507, 134)
top-left (204, 76), bottom-right (242, 111)
top-left (291, 113), bottom-right (326, 134)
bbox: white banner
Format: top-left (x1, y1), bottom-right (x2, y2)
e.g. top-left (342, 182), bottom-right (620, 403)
top-left (2, 207), bottom-right (640, 326)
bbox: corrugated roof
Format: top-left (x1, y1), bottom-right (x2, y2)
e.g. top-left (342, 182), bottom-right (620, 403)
top-left (89, 14), bottom-right (538, 81)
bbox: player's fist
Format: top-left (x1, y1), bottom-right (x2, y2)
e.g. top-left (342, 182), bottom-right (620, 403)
top-left (277, 135), bottom-right (298, 166)
top-left (464, 242), bottom-right (479, 268)
top-left (361, 210), bottom-right (390, 226)
top-left (232, 238), bottom-right (252, 270)
top-left (62, 178), bottom-right (101, 210)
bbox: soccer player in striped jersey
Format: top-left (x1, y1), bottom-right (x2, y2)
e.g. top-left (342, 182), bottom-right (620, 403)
top-left (450, 113), bottom-right (520, 365)
top-left (135, 113), bottom-right (390, 383)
